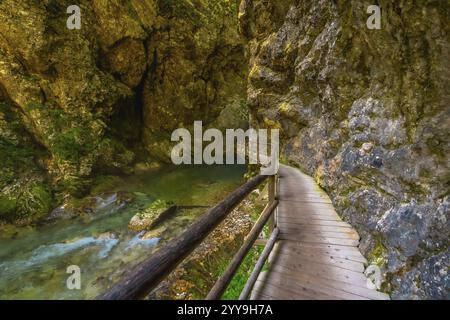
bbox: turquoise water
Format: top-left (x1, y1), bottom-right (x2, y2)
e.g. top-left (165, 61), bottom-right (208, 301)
top-left (0, 165), bottom-right (246, 299)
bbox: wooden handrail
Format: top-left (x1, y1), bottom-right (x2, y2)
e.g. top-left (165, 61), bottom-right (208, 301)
top-left (206, 174), bottom-right (279, 299)
top-left (97, 174), bottom-right (269, 300)
top-left (206, 200), bottom-right (278, 299)
top-left (239, 227), bottom-right (279, 300)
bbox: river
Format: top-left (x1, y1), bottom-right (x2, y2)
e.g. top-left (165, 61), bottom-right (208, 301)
top-left (0, 165), bottom-right (247, 299)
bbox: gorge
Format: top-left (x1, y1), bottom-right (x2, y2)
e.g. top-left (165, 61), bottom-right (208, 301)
top-left (0, 0), bottom-right (448, 300)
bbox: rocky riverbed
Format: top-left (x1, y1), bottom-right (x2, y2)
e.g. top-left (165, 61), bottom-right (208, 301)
top-left (0, 165), bottom-right (249, 299)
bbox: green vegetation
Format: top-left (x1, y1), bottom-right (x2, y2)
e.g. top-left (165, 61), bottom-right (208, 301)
top-left (215, 188), bottom-right (269, 300)
top-left (368, 237), bottom-right (388, 267)
top-left (159, 0), bottom-right (202, 22)
top-left (25, 102), bottom-right (96, 164)
top-left (52, 127), bottom-right (96, 163)
top-left (16, 183), bottom-right (53, 219)
top-left (0, 102), bottom-right (54, 222)
top-left (237, 99), bottom-right (249, 123)
top-left (220, 246), bottom-right (265, 300)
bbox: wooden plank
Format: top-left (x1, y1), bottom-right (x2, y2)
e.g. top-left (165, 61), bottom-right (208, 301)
top-left (278, 215), bottom-right (344, 223)
top-left (259, 273), bottom-right (369, 300)
top-left (275, 242), bottom-right (367, 261)
top-left (275, 242), bottom-right (367, 264)
top-left (254, 293), bottom-right (279, 300)
top-left (274, 243), bottom-right (365, 269)
top-left (267, 263), bottom-right (369, 289)
top-left (267, 253), bottom-right (369, 283)
top-left (277, 223), bottom-right (357, 233)
top-left (279, 228), bottom-right (360, 240)
top-left (278, 199), bottom-right (329, 206)
top-left (278, 207), bottom-right (339, 215)
top-left (278, 222), bottom-right (360, 239)
top-left (252, 273), bottom-right (322, 300)
top-left (265, 267), bottom-right (389, 300)
top-left (250, 288), bottom-right (275, 300)
top-left (278, 193), bottom-right (331, 200)
top-left (250, 165), bottom-right (390, 300)
top-left (255, 279), bottom-right (345, 300)
top-left (270, 249), bottom-right (365, 273)
top-left (278, 198), bottom-right (333, 204)
top-left (278, 212), bottom-right (342, 220)
top-left (278, 234), bottom-right (360, 246)
top-left (277, 192), bottom-right (329, 197)
top-left (278, 202), bottom-right (337, 211)
top-left (277, 218), bottom-right (352, 228)
top-left (276, 241), bottom-right (362, 253)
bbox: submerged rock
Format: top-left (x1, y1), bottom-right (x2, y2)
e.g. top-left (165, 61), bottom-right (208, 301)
top-left (142, 226), bottom-right (167, 240)
top-left (128, 200), bottom-right (176, 232)
top-left (47, 192), bottom-right (134, 222)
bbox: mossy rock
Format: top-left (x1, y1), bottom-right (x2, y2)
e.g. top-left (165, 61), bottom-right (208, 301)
top-left (129, 199), bottom-right (176, 232)
top-left (0, 182), bottom-right (53, 222)
top-left (0, 195), bottom-right (16, 218)
top-left (18, 183), bottom-right (53, 218)
top-left (368, 237), bottom-right (388, 267)
top-left (57, 176), bottom-right (92, 198)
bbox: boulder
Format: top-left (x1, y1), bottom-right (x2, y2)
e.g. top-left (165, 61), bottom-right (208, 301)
top-left (129, 200), bottom-right (176, 232)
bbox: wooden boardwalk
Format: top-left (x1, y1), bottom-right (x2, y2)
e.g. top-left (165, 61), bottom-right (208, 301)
top-left (251, 165), bottom-right (390, 300)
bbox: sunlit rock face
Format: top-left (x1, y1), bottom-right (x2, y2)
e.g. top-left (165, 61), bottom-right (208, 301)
top-left (240, 0), bottom-right (449, 299)
top-left (141, 1), bottom-right (248, 161)
top-left (0, 0), bottom-right (247, 220)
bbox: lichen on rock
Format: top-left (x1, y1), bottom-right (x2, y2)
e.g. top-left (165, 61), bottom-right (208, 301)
top-left (128, 199), bottom-right (176, 232)
top-left (240, 0), bottom-right (449, 299)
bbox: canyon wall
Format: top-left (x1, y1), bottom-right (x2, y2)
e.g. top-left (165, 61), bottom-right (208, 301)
top-left (0, 0), bottom-right (246, 222)
top-left (239, 0), bottom-right (449, 299)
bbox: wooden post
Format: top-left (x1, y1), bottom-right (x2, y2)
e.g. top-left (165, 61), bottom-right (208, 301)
top-left (206, 200), bottom-right (278, 300)
top-left (239, 227), bottom-right (279, 300)
top-left (268, 175), bottom-right (276, 234)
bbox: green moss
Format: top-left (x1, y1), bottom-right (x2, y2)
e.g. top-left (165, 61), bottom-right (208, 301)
top-left (0, 102), bottom-right (55, 221)
top-left (368, 237), bottom-right (388, 267)
top-left (159, 0), bottom-right (202, 22)
top-left (90, 175), bottom-right (124, 195)
top-left (24, 101), bottom-right (99, 165)
top-left (158, 0), bottom-right (238, 27)
top-left (237, 99), bottom-right (249, 122)
top-left (0, 182), bottom-right (53, 222)
top-left (17, 183), bottom-right (53, 218)
top-left (220, 246), bottom-right (264, 300)
top-left (51, 127), bottom-right (96, 163)
top-left (58, 176), bottom-right (92, 198)
top-left (0, 195), bottom-right (17, 218)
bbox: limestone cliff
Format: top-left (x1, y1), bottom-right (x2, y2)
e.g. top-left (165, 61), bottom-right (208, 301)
top-left (0, 0), bottom-right (246, 222)
top-left (240, 0), bottom-right (449, 299)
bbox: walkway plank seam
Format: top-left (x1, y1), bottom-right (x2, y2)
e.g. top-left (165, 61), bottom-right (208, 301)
top-left (251, 165), bottom-right (390, 300)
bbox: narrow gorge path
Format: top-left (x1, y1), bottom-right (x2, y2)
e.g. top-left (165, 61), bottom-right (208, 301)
top-left (251, 165), bottom-right (390, 300)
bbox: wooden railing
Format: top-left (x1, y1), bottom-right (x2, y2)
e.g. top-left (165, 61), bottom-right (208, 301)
top-left (97, 173), bottom-right (279, 300)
